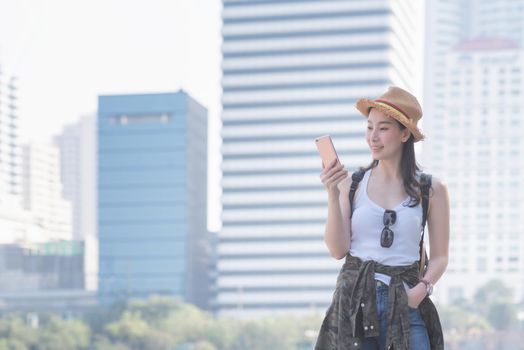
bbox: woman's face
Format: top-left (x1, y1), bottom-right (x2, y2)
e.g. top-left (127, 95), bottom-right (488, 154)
top-left (366, 108), bottom-right (410, 160)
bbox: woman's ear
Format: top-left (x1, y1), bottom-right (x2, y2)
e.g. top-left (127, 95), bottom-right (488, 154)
top-left (401, 129), bottom-right (411, 143)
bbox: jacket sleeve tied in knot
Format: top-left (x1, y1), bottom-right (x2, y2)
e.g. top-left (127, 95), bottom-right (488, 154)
top-left (375, 261), bottom-right (420, 350)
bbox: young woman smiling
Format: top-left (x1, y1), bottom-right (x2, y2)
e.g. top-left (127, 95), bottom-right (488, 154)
top-left (315, 86), bottom-right (450, 350)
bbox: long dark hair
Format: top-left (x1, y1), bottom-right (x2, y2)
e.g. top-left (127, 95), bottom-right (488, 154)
top-left (362, 122), bottom-right (423, 207)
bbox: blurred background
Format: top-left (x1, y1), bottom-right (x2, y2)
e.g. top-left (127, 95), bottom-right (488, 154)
top-left (0, 0), bottom-right (523, 349)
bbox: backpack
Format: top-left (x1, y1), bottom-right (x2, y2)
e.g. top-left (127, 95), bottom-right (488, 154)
top-left (349, 169), bottom-right (432, 278)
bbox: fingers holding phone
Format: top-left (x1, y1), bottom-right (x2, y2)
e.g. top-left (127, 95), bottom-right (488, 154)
top-left (315, 135), bottom-right (348, 196)
top-left (320, 158), bottom-right (348, 196)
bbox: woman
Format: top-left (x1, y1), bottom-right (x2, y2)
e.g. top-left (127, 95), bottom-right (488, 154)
top-left (315, 86), bottom-right (450, 350)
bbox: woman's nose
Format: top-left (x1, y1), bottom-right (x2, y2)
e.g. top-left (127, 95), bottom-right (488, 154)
top-left (371, 129), bottom-right (379, 141)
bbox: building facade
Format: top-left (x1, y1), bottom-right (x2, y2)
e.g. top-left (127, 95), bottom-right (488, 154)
top-left (471, 0), bottom-right (524, 46)
top-left (54, 115), bottom-right (97, 241)
top-left (431, 40), bottom-right (524, 303)
top-left (424, 0), bottom-right (524, 303)
top-left (97, 91), bottom-right (209, 308)
top-left (218, 0), bottom-right (423, 317)
top-left (22, 143), bottom-right (73, 241)
top-left (55, 115), bottom-right (98, 290)
top-left (0, 241), bottom-right (94, 315)
top-left (0, 65), bottom-right (69, 246)
top-left (0, 65), bottom-right (22, 201)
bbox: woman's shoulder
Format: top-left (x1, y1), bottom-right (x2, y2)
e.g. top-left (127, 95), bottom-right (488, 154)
top-left (429, 175), bottom-right (448, 197)
top-left (415, 172), bottom-right (448, 203)
top-left (426, 175), bottom-right (450, 217)
top-left (417, 171), bottom-right (446, 188)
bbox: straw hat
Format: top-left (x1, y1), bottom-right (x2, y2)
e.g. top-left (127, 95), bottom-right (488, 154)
top-left (355, 86), bottom-right (425, 142)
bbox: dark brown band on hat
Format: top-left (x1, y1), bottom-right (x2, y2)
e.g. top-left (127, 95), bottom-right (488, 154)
top-left (375, 99), bottom-right (409, 119)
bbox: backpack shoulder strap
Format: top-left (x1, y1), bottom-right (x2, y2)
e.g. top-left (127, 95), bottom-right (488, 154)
top-left (349, 169), bottom-right (366, 219)
top-left (419, 173), bottom-right (432, 263)
top-left (420, 173), bottom-right (432, 232)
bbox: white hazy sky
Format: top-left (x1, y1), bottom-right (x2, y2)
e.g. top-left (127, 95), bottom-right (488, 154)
top-left (0, 0), bottom-right (223, 231)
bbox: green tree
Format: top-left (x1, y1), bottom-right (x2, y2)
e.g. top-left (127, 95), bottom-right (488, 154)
top-left (104, 311), bottom-right (150, 349)
top-left (193, 340), bottom-right (217, 350)
top-left (92, 334), bottom-right (132, 350)
top-left (84, 301), bottom-right (127, 334)
top-left (159, 303), bottom-right (214, 344)
top-left (0, 314), bottom-right (38, 349)
top-left (230, 316), bottom-right (305, 350)
top-left (472, 279), bottom-right (517, 330)
top-left (37, 315), bottom-right (90, 350)
top-left (204, 318), bottom-right (240, 350)
top-left (438, 304), bottom-right (491, 332)
top-left (127, 295), bottom-right (183, 324)
top-left (474, 279), bottom-right (513, 305)
top-left (0, 297), bottom-right (327, 349)
top-left (0, 337), bottom-right (28, 350)
top-left (487, 302), bottom-right (517, 330)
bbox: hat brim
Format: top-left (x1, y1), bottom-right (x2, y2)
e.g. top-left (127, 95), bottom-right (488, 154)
top-left (356, 98), bottom-right (425, 142)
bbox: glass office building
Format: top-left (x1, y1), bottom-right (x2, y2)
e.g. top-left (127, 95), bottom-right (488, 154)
top-left (97, 91), bottom-right (208, 307)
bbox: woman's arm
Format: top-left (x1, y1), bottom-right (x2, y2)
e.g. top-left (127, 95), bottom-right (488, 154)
top-left (407, 176), bottom-right (450, 307)
top-left (324, 178), bottom-right (352, 259)
top-left (321, 161), bottom-right (352, 259)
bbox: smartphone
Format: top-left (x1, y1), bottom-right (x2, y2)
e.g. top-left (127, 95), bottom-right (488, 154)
top-left (315, 135), bottom-right (339, 169)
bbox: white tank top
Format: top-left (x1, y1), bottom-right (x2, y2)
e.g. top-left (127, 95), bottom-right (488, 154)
top-left (349, 168), bottom-right (423, 285)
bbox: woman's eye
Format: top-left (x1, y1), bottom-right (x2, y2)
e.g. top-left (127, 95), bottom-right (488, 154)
top-left (380, 128), bottom-right (388, 131)
top-left (367, 127), bottom-right (373, 130)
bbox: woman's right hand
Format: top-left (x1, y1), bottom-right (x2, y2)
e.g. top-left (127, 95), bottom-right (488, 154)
top-left (320, 158), bottom-right (348, 197)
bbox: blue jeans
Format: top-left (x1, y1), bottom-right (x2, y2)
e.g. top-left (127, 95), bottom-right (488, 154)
top-left (361, 280), bottom-right (430, 350)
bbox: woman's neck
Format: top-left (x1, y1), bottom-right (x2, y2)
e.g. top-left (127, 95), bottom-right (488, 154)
top-left (374, 160), bottom-right (402, 182)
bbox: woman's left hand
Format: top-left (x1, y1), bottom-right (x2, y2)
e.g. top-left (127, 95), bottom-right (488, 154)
top-left (406, 282), bottom-right (427, 309)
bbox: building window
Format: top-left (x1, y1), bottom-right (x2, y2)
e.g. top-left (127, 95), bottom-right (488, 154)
top-left (110, 114), bottom-right (171, 125)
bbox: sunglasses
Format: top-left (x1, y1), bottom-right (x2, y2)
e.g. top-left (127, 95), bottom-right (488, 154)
top-left (381, 209), bottom-right (397, 248)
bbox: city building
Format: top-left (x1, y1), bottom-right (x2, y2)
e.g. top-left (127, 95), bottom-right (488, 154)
top-left (0, 65), bottom-right (22, 200)
top-left (470, 0), bottom-right (524, 46)
top-left (97, 91), bottom-right (209, 308)
top-left (54, 115), bottom-right (97, 241)
top-left (0, 204), bottom-right (42, 244)
top-left (0, 241), bottom-right (95, 315)
top-left (424, 0), bottom-right (524, 303)
top-left (0, 241), bottom-right (85, 293)
top-left (55, 115), bottom-right (98, 290)
top-left (0, 65), bottom-right (94, 313)
top-left (22, 143), bottom-right (73, 241)
top-left (430, 39), bottom-right (524, 303)
top-left (0, 64), bottom-right (74, 249)
top-left (218, 0), bottom-right (423, 317)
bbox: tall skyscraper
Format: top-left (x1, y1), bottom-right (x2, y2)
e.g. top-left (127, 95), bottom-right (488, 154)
top-left (0, 65), bottom-right (37, 244)
top-left (0, 65), bottom-right (22, 201)
top-left (218, 0), bottom-right (423, 317)
top-left (55, 114), bottom-right (98, 290)
top-left (0, 65), bottom-right (65, 245)
top-left (55, 115), bottom-right (97, 241)
top-left (471, 0), bottom-right (524, 46)
top-left (22, 143), bottom-right (73, 241)
top-left (424, 0), bottom-right (524, 303)
top-left (431, 40), bottom-right (524, 303)
top-left (0, 204), bottom-right (40, 244)
top-left (423, 0), bottom-right (468, 167)
top-left (97, 91), bottom-right (209, 308)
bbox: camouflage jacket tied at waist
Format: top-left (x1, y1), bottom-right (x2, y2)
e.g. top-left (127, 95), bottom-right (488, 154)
top-left (315, 254), bottom-right (444, 350)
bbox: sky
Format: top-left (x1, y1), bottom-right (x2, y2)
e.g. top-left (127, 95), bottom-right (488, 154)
top-left (0, 0), bottom-right (223, 231)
